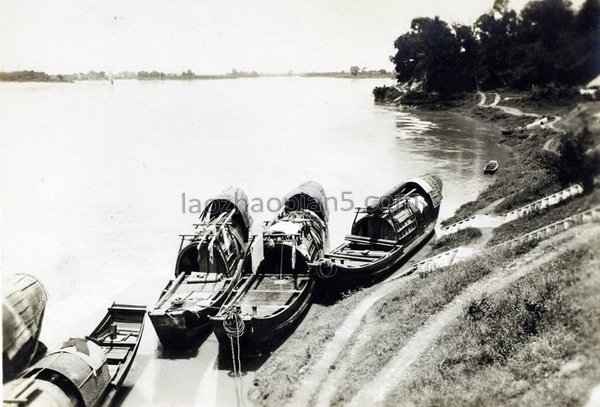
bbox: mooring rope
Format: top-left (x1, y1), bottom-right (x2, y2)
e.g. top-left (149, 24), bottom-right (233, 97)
top-left (224, 308), bottom-right (245, 406)
top-left (235, 316), bottom-right (242, 378)
top-left (315, 260), bottom-right (337, 279)
top-left (223, 309), bottom-right (245, 337)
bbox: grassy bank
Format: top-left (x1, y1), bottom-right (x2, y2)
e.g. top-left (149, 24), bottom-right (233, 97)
top-left (252, 246), bottom-right (529, 405)
top-left (428, 227), bottom-right (482, 256)
top-left (442, 96), bottom-right (599, 227)
top-left (391, 236), bottom-right (600, 406)
top-left (488, 191), bottom-right (600, 246)
top-left (325, 249), bottom-right (521, 405)
top-left (250, 289), bottom-right (374, 404)
top-left (251, 95), bottom-right (599, 406)
top-left (252, 224), bottom-right (598, 406)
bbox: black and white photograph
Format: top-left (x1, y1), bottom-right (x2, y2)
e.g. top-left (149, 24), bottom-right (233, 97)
top-left (1, 0), bottom-right (599, 405)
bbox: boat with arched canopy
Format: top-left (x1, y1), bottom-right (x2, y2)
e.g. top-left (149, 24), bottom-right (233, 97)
top-left (3, 302), bottom-right (146, 407)
top-left (149, 187), bottom-right (253, 346)
top-left (211, 181), bottom-right (328, 355)
top-left (309, 174), bottom-right (443, 289)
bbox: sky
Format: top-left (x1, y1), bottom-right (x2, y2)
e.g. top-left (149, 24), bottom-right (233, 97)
top-left (0, 0), bottom-right (586, 75)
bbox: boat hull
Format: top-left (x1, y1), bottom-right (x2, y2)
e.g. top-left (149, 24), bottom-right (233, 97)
top-left (5, 303), bottom-right (146, 407)
top-left (148, 308), bottom-right (212, 347)
top-left (312, 225), bottom-right (435, 289)
top-left (149, 272), bottom-right (240, 347)
top-left (212, 279), bottom-right (314, 356)
top-left (484, 161), bottom-right (499, 174)
top-left (2, 274), bottom-right (48, 382)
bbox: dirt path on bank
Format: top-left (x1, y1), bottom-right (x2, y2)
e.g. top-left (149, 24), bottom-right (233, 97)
top-left (348, 224), bottom-right (599, 406)
top-left (477, 91), bottom-right (540, 117)
top-left (288, 274), bottom-right (418, 406)
top-left (289, 222), bottom-right (596, 406)
top-left (312, 298), bottom-right (386, 407)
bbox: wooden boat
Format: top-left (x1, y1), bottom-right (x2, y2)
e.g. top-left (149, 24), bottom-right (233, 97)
top-left (309, 174), bottom-right (443, 289)
top-left (3, 274), bottom-right (48, 382)
top-left (484, 160), bottom-right (499, 174)
top-left (149, 187), bottom-right (253, 346)
top-left (3, 302), bottom-right (146, 407)
top-left (211, 181), bottom-right (329, 355)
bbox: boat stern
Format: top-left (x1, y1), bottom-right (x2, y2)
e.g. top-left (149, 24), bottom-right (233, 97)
top-left (148, 308), bottom-right (211, 347)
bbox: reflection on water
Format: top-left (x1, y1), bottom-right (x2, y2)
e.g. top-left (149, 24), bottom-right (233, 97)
top-left (0, 78), bottom-right (510, 406)
top-left (394, 110), bottom-right (439, 140)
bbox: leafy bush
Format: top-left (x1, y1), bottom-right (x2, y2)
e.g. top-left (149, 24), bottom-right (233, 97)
top-left (372, 86), bottom-right (401, 103)
top-left (555, 128), bottom-right (600, 191)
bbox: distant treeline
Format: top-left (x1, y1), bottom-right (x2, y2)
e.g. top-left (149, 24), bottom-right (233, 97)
top-left (390, 0), bottom-right (600, 96)
top-left (304, 68), bottom-right (391, 78)
top-left (1, 68), bottom-right (391, 83)
top-left (0, 71), bottom-right (54, 82)
top-left (137, 69), bottom-right (260, 80)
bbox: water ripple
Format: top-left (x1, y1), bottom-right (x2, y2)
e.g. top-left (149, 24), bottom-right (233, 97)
top-left (394, 112), bottom-right (438, 139)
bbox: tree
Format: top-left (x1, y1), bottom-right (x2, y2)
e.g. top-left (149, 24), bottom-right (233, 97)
top-left (392, 17), bottom-right (464, 96)
top-left (350, 66), bottom-right (360, 76)
top-left (493, 0), bottom-right (510, 15)
top-left (391, 32), bottom-right (420, 83)
top-left (576, 0), bottom-right (600, 32)
top-left (454, 24), bottom-right (479, 91)
top-left (474, 9), bottom-right (519, 88)
top-left (520, 0), bottom-right (574, 49)
top-left (575, 0), bottom-right (600, 82)
top-left (386, 0), bottom-right (600, 96)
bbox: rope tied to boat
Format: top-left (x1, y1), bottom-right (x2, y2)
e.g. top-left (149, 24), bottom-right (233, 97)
top-left (171, 297), bottom-right (185, 307)
top-left (315, 260), bottom-right (337, 279)
top-left (225, 308), bottom-right (244, 404)
top-left (223, 308), bottom-right (245, 338)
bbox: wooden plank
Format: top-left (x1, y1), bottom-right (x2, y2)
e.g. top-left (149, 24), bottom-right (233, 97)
top-left (325, 252), bottom-right (373, 262)
top-left (246, 289), bottom-right (301, 293)
top-left (240, 290), bottom-right (294, 306)
top-left (154, 272), bottom-right (186, 309)
top-left (105, 348), bottom-right (130, 362)
top-left (344, 234), bottom-right (397, 247)
top-left (339, 249), bottom-right (386, 258)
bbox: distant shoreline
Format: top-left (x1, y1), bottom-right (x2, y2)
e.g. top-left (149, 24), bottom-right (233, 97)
top-left (0, 70), bottom-right (393, 83)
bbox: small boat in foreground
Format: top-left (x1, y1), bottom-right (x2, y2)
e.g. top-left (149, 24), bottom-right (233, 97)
top-left (309, 174), bottom-right (443, 289)
top-left (211, 181), bottom-right (329, 355)
top-left (149, 187), bottom-right (253, 346)
top-left (3, 274), bottom-right (48, 382)
top-left (484, 160), bottom-right (499, 174)
top-left (3, 302), bottom-right (146, 407)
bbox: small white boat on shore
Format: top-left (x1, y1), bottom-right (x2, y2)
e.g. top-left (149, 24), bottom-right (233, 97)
top-left (484, 160), bottom-right (499, 174)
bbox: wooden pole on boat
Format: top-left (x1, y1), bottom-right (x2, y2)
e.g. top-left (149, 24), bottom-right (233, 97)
top-left (207, 209), bottom-right (236, 263)
top-left (196, 211), bottom-right (228, 257)
top-left (155, 271), bottom-right (187, 309)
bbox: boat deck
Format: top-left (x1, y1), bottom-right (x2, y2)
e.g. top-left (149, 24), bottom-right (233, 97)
top-left (89, 304), bottom-right (146, 385)
top-left (157, 273), bottom-right (228, 311)
top-left (324, 238), bottom-right (397, 268)
top-left (234, 275), bottom-right (308, 318)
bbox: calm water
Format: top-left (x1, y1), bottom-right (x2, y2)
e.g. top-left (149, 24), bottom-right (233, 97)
top-left (0, 78), bottom-right (509, 405)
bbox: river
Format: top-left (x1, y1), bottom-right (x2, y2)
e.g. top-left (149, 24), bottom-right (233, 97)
top-left (0, 77), bottom-right (509, 406)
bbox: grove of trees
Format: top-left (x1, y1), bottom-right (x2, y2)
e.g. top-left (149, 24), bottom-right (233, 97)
top-left (391, 0), bottom-right (600, 97)
top-left (0, 71), bottom-right (51, 82)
